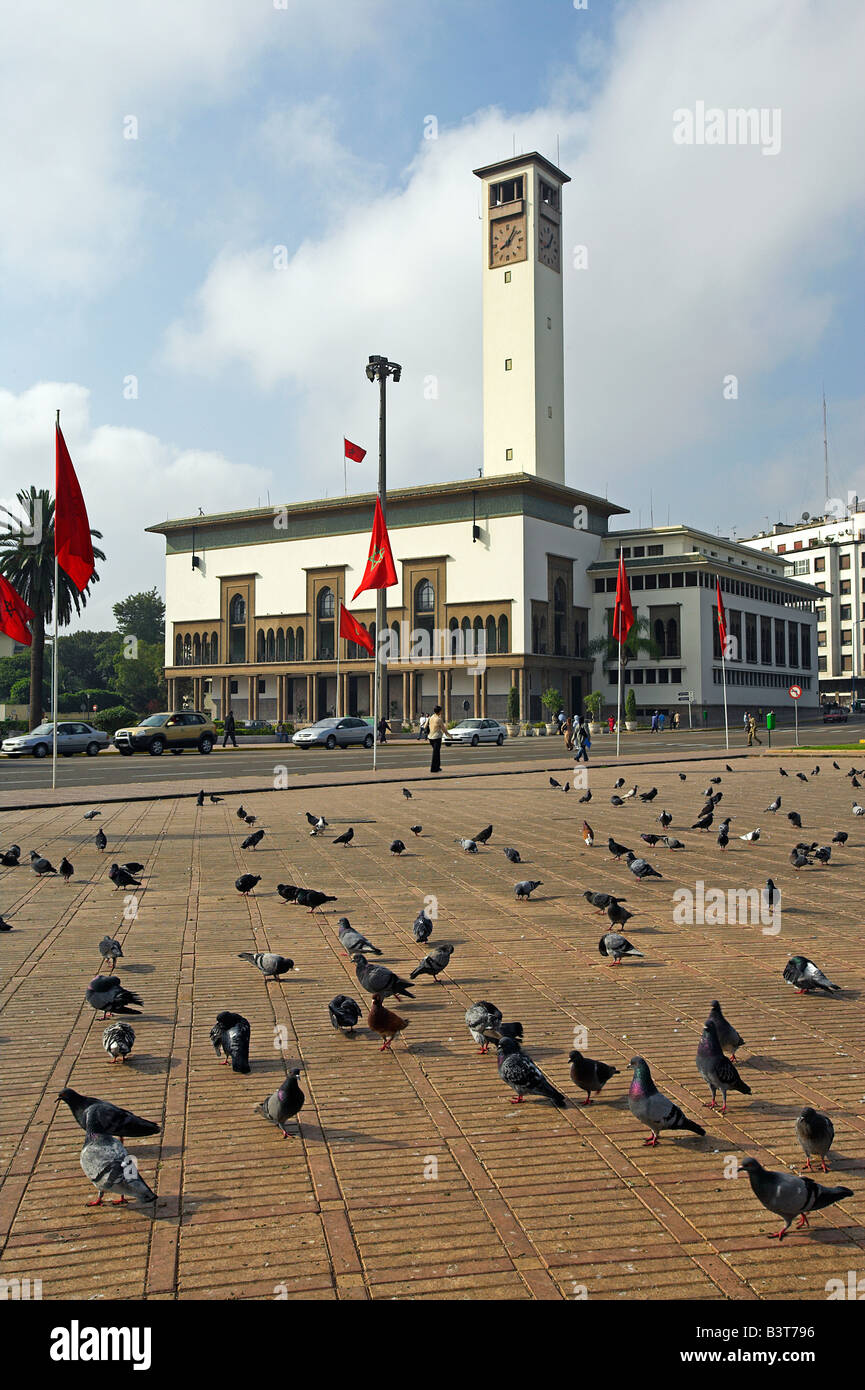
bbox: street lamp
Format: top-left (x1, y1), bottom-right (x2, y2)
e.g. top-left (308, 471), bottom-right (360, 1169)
top-left (365, 354), bottom-right (401, 726)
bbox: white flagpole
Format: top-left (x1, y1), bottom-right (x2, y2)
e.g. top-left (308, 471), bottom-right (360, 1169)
top-left (616, 646), bottom-right (623, 758)
top-left (336, 608), bottom-right (341, 719)
top-left (372, 624), bottom-right (379, 772)
top-left (52, 409), bottom-right (61, 789)
top-left (721, 645), bottom-right (729, 751)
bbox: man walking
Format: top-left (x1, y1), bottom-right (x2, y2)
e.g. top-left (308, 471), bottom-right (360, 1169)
top-left (747, 713), bottom-right (761, 746)
top-left (223, 708), bottom-right (237, 749)
top-left (574, 718), bottom-right (591, 763)
top-left (416, 712), bottom-right (428, 741)
top-left (427, 705), bottom-right (444, 773)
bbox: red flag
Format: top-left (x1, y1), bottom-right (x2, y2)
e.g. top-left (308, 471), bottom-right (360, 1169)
top-left (344, 437), bottom-right (367, 463)
top-left (612, 552), bottom-right (634, 644)
top-left (716, 579), bottom-right (727, 655)
top-left (352, 498), bottom-right (397, 600)
top-left (55, 423), bottom-right (95, 592)
top-left (339, 603), bottom-right (374, 656)
top-left (0, 573), bottom-right (34, 646)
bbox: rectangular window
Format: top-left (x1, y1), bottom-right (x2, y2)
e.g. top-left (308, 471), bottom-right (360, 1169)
top-left (840, 553), bottom-right (851, 569)
top-left (815, 556), bottom-right (825, 571)
top-left (631, 575), bottom-right (644, 589)
top-left (774, 620), bottom-right (785, 666)
top-left (658, 668), bottom-right (669, 683)
top-left (647, 544), bottom-right (663, 556)
top-left (841, 629), bottom-right (852, 645)
top-left (504, 358), bottom-right (512, 371)
top-left (817, 631), bottom-right (826, 646)
top-left (230, 680), bottom-right (238, 694)
top-left (633, 546), bottom-right (645, 558)
top-left (745, 612), bottom-right (758, 663)
top-left (670, 668), bottom-right (682, 681)
top-left (671, 572), bottom-right (684, 587)
top-left (645, 669), bottom-right (657, 683)
top-left (658, 573), bottom-right (670, 588)
top-left (788, 623), bottom-right (799, 666)
top-left (816, 606), bottom-right (826, 621)
top-left (818, 655), bottom-right (827, 671)
top-left (644, 574), bottom-right (657, 589)
top-left (606, 577), bottom-right (617, 592)
top-left (594, 578), bottom-right (605, 593)
top-left (840, 604), bottom-right (852, 620)
top-left (686, 571), bottom-right (698, 586)
top-left (840, 579), bottom-right (851, 595)
top-left (632, 669), bottom-right (644, 683)
top-left (505, 448), bottom-right (513, 460)
top-left (842, 655), bottom-right (853, 672)
top-left (761, 615), bottom-right (772, 664)
top-left (800, 625), bottom-right (811, 668)
top-left (792, 559), bottom-right (810, 574)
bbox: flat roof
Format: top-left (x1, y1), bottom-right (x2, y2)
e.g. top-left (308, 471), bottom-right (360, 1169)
top-left (473, 152), bottom-right (571, 185)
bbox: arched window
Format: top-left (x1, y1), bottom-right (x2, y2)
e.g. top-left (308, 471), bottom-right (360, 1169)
top-left (175, 633), bottom-right (183, 665)
top-left (654, 619), bottom-right (666, 656)
top-left (276, 628), bottom-right (285, 661)
top-left (296, 627), bottom-right (304, 660)
top-left (286, 627), bottom-right (295, 661)
top-left (211, 631), bottom-right (219, 663)
top-left (230, 595), bottom-right (245, 625)
top-left (256, 629), bottom-right (266, 661)
top-left (317, 588), bottom-right (334, 659)
top-left (182, 634), bottom-right (192, 666)
top-left (498, 615), bottom-right (509, 654)
top-left (473, 616), bottom-right (485, 654)
top-left (414, 579), bottom-right (435, 640)
top-left (229, 594), bottom-right (246, 664)
top-left (485, 615), bottom-right (497, 654)
top-left (201, 634), bottom-right (210, 665)
top-left (553, 578), bottom-right (567, 655)
top-left (317, 587), bottom-right (335, 618)
top-left (461, 616), bottom-right (471, 636)
top-left (192, 634), bottom-right (201, 665)
top-left (391, 622), bottom-right (400, 659)
top-left (266, 628), bottom-right (275, 662)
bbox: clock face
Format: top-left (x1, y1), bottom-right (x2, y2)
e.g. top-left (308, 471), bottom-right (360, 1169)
top-left (490, 216), bottom-right (527, 267)
top-left (538, 216), bottom-right (560, 271)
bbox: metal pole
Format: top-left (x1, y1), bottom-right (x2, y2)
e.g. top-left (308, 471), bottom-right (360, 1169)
top-left (721, 651), bottom-right (729, 751)
top-left (795, 699), bottom-right (799, 747)
top-left (336, 607), bottom-right (341, 720)
top-left (616, 651), bottom-right (622, 757)
top-left (376, 368), bottom-right (387, 749)
top-left (52, 409), bottom-right (60, 789)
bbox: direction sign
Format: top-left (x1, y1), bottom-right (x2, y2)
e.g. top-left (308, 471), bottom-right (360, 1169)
top-left (677, 691), bottom-right (695, 702)
top-left (789, 684), bottom-right (802, 699)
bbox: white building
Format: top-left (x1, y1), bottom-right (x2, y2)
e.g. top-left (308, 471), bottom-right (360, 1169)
top-left (148, 151), bottom-right (821, 725)
top-left (742, 507), bottom-right (865, 703)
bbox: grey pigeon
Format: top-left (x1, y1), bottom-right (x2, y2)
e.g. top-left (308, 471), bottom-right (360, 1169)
top-left (390, 839), bottom-right (406, 855)
top-left (210, 793), bottom-right (223, 803)
top-left (796, 1108), bottom-right (835, 1172)
top-left (625, 851), bottom-right (663, 880)
top-left (783, 955), bottom-right (840, 994)
top-left (607, 900), bottom-right (634, 928)
top-left (814, 845), bottom-right (832, 866)
top-left (598, 932), bottom-right (643, 964)
top-left (661, 836), bottom-right (685, 851)
top-left (98, 935), bottom-right (123, 969)
top-left (333, 827), bottom-right (354, 846)
top-left (0, 846), bottom-right (20, 866)
top-left (328, 995), bottom-right (361, 1032)
top-left (409, 944), bottom-right (454, 983)
top-left (583, 890), bottom-right (620, 913)
top-left (58, 1087), bottom-right (158, 1136)
top-left (235, 873), bottom-right (261, 895)
top-left (241, 829), bottom-right (265, 850)
top-left (95, 827), bottom-right (107, 851)
top-left (30, 852), bottom-right (57, 876)
top-left (740, 1157), bottom-right (852, 1239)
top-left (118, 862), bottom-right (144, 875)
top-left (86, 975), bottom-right (142, 1018)
top-left (296, 888), bottom-right (337, 911)
top-left (456, 837), bottom-right (478, 853)
top-left (80, 1132), bottom-right (157, 1208)
top-left (628, 1056), bottom-right (705, 1146)
top-left (83, 810), bottom-right (101, 820)
top-left (59, 856), bottom-right (74, 883)
top-left (209, 1012), bottom-right (251, 1072)
top-left (352, 953), bottom-right (414, 1000)
top-left (337, 918), bottom-right (382, 955)
top-left (657, 811), bottom-right (672, 828)
top-left (109, 862), bottom-right (141, 890)
top-left (707, 1000), bottom-right (743, 1061)
top-left (102, 1022), bottom-right (136, 1062)
top-left (766, 795), bottom-right (781, 812)
top-left (497, 1037), bottom-right (566, 1107)
top-left (257, 1069), bottom-right (304, 1138)
top-left (568, 1050), bottom-right (619, 1106)
top-left (237, 951), bottom-right (294, 981)
top-left (514, 879), bottom-right (541, 900)
top-left (696, 1020), bottom-right (752, 1113)
top-left (412, 911), bottom-right (434, 943)
top-left (503, 847), bottom-right (521, 863)
top-left (465, 1001), bottom-right (502, 1053)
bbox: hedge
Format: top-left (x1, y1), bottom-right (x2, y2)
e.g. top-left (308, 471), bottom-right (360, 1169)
top-left (88, 706), bottom-right (140, 735)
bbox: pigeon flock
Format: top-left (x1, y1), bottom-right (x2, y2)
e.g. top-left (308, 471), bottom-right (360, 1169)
top-left (1, 755), bottom-right (861, 1256)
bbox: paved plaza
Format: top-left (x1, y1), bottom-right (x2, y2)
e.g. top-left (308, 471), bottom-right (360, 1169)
top-left (1, 748), bottom-right (863, 1300)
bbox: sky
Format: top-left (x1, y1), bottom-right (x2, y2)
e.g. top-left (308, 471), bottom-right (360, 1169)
top-left (1, 0), bottom-right (863, 629)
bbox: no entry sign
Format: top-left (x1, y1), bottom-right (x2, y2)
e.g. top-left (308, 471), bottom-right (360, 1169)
top-left (789, 684), bottom-right (802, 699)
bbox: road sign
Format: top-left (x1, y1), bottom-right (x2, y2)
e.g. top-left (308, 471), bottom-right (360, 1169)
top-left (677, 691), bottom-right (695, 702)
top-left (789, 685), bottom-right (802, 699)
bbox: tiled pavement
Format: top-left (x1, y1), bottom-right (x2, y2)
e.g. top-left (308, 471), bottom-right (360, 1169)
top-left (1, 750), bottom-right (864, 1301)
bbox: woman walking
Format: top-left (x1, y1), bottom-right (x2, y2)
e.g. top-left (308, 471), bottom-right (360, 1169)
top-left (427, 705), bottom-right (445, 773)
top-left (574, 718), bottom-right (591, 763)
top-left (563, 714), bottom-right (574, 752)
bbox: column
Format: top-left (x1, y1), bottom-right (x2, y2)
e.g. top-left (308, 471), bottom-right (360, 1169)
top-left (473, 671), bottom-right (480, 716)
top-left (401, 671), bottom-right (408, 722)
top-left (480, 670), bottom-right (487, 717)
top-left (306, 673), bottom-right (314, 723)
top-left (518, 667), bottom-right (525, 721)
top-left (247, 676), bottom-right (256, 721)
top-left (443, 669), bottom-right (451, 722)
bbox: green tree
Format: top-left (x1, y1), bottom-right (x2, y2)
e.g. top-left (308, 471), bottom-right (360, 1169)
top-left (113, 588), bottom-right (165, 645)
top-left (58, 630), bottom-right (122, 691)
top-left (0, 487), bottom-right (104, 729)
top-left (586, 613), bottom-right (662, 672)
top-left (112, 639), bottom-right (166, 713)
top-left (541, 687), bottom-right (563, 721)
top-left (0, 652), bottom-right (32, 701)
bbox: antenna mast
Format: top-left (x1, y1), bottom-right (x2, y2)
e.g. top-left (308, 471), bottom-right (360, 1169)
top-left (823, 385), bottom-right (829, 506)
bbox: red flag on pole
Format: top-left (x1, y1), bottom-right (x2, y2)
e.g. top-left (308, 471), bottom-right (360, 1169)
top-left (612, 552), bottom-right (634, 644)
top-left (0, 573), bottom-right (34, 646)
top-left (344, 437), bottom-right (367, 463)
top-left (352, 498), bottom-right (398, 600)
top-left (55, 423), bottom-right (95, 592)
top-left (339, 603), bottom-right (374, 656)
top-left (716, 579), bottom-right (727, 655)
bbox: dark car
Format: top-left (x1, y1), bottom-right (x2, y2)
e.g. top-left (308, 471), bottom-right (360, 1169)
top-left (822, 705), bottom-right (849, 724)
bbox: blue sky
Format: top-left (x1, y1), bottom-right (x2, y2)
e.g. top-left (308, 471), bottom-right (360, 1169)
top-left (1, 0), bottom-right (863, 625)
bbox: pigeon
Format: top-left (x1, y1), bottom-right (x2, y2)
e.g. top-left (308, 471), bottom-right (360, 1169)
top-left (0, 846), bottom-right (20, 866)
top-left (787, 811), bottom-right (802, 829)
top-left (332, 827), bottom-right (354, 846)
top-left (196, 790), bottom-right (205, 807)
top-left (465, 1002), bottom-right (506, 1053)
top-left (497, 1037), bottom-right (566, 1107)
top-left (628, 1056), bottom-right (705, 1146)
top-left (657, 810), bottom-right (672, 829)
top-left (83, 810), bottom-right (101, 820)
top-left (854, 778), bottom-right (863, 789)
top-left (814, 845), bottom-right (832, 867)
top-left (709, 776), bottom-right (722, 785)
top-left (59, 856), bottom-right (74, 884)
top-left (98, 936), bottom-right (123, 969)
top-left (766, 796), bottom-right (781, 813)
top-left (243, 815), bottom-right (257, 827)
top-left (607, 900), bottom-right (634, 928)
top-left (390, 839), bottom-right (407, 855)
top-left (276, 883), bottom-right (299, 903)
top-left (475, 826), bottom-right (493, 845)
top-left (85, 976), bottom-right (142, 1018)
top-left (295, 889), bottom-right (337, 912)
top-left (514, 880), bottom-right (541, 900)
top-left (409, 826), bottom-right (422, 837)
top-left (412, 912), bottom-right (434, 944)
top-left (352, 953), bottom-right (415, 1000)
top-left (209, 794), bottom-right (223, 803)
top-left (235, 874), bottom-right (261, 895)
top-left (711, 792), bottom-right (723, 805)
top-left (691, 813), bottom-right (713, 831)
top-left (209, 1012), bottom-right (251, 1072)
top-left (503, 847), bottom-right (521, 864)
top-left (740, 1158), bottom-right (852, 1240)
top-left (790, 848), bottom-right (813, 870)
top-left (832, 831), bottom-right (848, 845)
top-left (305, 811), bottom-right (327, 833)
top-left (607, 837), bottom-right (631, 860)
top-left (812, 765), bottom-right (820, 776)
top-left (583, 890), bottom-right (619, 912)
top-left (717, 825), bottom-right (729, 851)
top-left (328, 995), bottom-right (362, 1032)
top-left (725, 764), bottom-right (733, 773)
top-left (95, 828), bottom-right (107, 851)
top-left (102, 1022), bottom-right (136, 1063)
top-left (779, 767), bottom-right (788, 777)
top-left (796, 1108), bottom-right (835, 1173)
top-left (639, 788), bottom-right (658, 803)
top-left (582, 822), bottom-right (594, 848)
top-left (257, 1069), bottom-right (305, 1137)
top-left (610, 795), bottom-right (624, 807)
top-left (409, 944), bottom-right (454, 983)
top-left (598, 932), bottom-right (643, 964)
top-left (578, 790), bottom-right (592, 804)
top-left (739, 828), bottom-right (761, 842)
top-left (549, 778), bottom-right (562, 790)
top-left (625, 852), bottom-right (662, 880)
top-left (455, 838), bottom-right (477, 853)
top-left (853, 803), bottom-right (865, 816)
top-left (368, 994), bottom-right (410, 1050)
top-left (622, 785), bottom-right (638, 800)
top-left (237, 806), bottom-right (248, 820)
top-left (241, 829), bottom-right (265, 850)
top-left (783, 955), bottom-right (840, 995)
top-left (707, 1000), bottom-right (743, 1061)
top-left (58, 1088), bottom-right (158, 1136)
top-left (678, 773), bottom-right (687, 781)
top-left (696, 801), bottom-right (715, 820)
top-left (763, 879), bottom-right (779, 912)
top-left (568, 1050), bottom-right (619, 1106)
top-left (30, 852), bottom-right (57, 876)
top-left (696, 1020), bottom-right (751, 1113)
top-left (118, 862), bottom-right (145, 875)
top-left (337, 918), bottom-right (381, 956)
top-left (0, 915), bottom-right (12, 931)
top-left (833, 762), bottom-right (841, 771)
top-left (237, 951), bottom-right (294, 981)
top-left (109, 863), bottom-right (141, 890)
top-left (796, 772), bottom-right (808, 783)
top-left (613, 777), bottom-right (625, 789)
top-left (661, 836), bottom-right (685, 851)
top-left (80, 1132), bottom-right (157, 1208)
top-left (640, 833), bottom-right (662, 847)
top-left (402, 788), bottom-right (412, 800)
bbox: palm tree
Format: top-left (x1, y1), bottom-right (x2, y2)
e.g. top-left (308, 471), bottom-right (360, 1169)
top-left (0, 487), bottom-right (104, 730)
top-left (586, 612), bottom-right (663, 675)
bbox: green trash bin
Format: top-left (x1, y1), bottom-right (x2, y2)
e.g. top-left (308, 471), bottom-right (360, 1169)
top-left (766, 712), bottom-right (775, 730)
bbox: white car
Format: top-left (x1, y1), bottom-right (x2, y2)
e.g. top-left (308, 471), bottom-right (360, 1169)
top-left (444, 718), bottom-right (507, 747)
top-left (2, 721), bottom-right (109, 758)
top-left (292, 717), bottom-right (374, 750)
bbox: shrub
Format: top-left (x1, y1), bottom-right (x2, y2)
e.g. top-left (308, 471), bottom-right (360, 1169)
top-left (541, 687), bottom-right (563, 719)
top-left (585, 691), bottom-right (603, 723)
top-left (625, 688), bottom-right (637, 721)
top-left (89, 705), bottom-right (140, 735)
top-left (507, 685), bottom-right (520, 723)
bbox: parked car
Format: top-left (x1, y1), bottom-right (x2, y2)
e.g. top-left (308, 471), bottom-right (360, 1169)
top-left (2, 721), bottom-right (109, 759)
top-left (444, 718), bottom-right (507, 746)
top-left (292, 717), bottom-right (374, 750)
top-left (114, 711), bottom-right (217, 755)
top-left (822, 705), bottom-right (850, 724)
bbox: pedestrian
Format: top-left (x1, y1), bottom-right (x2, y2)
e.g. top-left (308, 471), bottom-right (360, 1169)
top-left (658, 710), bottom-right (666, 732)
top-left (574, 718), bottom-right (591, 763)
top-left (651, 710), bottom-right (658, 733)
top-left (417, 712), bottom-right (428, 741)
top-left (671, 710), bottom-right (679, 732)
top-left (743, 710), bottom-right (750, 732)
top-left (223, 709), bottom-right (237, 749)
top-left (377, 717), bottom-right (390, 745)
top-left (557, 708), bottom-right (565, 734)
top-left (608, 713), bottom-right (615, 735)
top-left (747, 713), bottom-right (761, 746)
top-left (428, 705), bottom-right (444, 773)
top-left (563, 714), bottom-right (574, 751)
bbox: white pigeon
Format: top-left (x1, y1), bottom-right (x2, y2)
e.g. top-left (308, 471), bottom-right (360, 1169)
top-left (765, 796), bottom-right (781, 813)
top-left (853, 803), bottom-right (865, 817)
top-left (740, 828), bottom-right (761, 842)
top-left (623, 785), bottom-right (638, 800)
top-left (456, 837), bottom-right (478, 853)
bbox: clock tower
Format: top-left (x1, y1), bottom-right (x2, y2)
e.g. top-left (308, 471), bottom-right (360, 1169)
top-left (473, 153), bottom-right (570, 484)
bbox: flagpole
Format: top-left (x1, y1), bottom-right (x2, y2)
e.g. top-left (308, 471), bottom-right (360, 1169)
top-left (372, 629), bottom-right (379, 772)
top-left (721, 646), bottom-right (729, 751)
top-left (616, 645), bottom-right (623, 758)
top-left (336, 606), bottom-right (341, 719)
top-left (52, 409), bottom-right (60, 789)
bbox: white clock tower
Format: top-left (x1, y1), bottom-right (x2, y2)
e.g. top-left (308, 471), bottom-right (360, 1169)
top-left (474, 153), bottom-right (570, 485)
